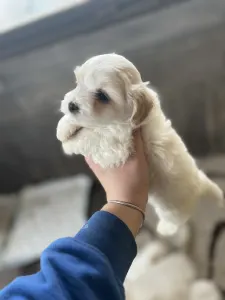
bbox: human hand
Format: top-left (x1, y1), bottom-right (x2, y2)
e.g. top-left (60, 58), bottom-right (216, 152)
top-left (85, 130), bottom-right (149, 211)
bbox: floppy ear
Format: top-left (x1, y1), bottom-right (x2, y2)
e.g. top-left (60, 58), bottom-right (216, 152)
top-left (130, 82), bottom-right (154, 127)
top-left (74, 66), bottom-right (81, 82)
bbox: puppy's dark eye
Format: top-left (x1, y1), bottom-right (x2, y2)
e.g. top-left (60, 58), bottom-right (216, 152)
top-left (95, 89), bottom-right (110, 104)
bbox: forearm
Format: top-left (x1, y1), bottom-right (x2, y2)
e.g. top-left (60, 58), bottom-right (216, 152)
top-left (75, 210), bottom-right (137, 280)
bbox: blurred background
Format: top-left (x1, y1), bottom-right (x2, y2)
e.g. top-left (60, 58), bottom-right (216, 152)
top-left (0, 0), bottom-right (225, 298)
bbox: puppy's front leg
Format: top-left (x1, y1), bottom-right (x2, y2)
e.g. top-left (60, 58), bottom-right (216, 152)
top-left (56, 115), bottom-right (79, 143)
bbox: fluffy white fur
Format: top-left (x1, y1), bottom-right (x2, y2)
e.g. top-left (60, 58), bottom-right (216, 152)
top-left (56, 53), bottom-right (223, 235)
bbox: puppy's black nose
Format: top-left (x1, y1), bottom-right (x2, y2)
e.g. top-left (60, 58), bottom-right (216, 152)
top-left (69, 102), bottom-right (79, 113)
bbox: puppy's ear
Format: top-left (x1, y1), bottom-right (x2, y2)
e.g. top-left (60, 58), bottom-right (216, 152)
top-left (74, 66), bottom-right (81, 81)
top-left (130, 82), bottom-right (154, 127)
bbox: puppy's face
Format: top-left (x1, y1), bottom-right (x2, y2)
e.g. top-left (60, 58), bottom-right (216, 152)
top-left (58, 54), bottom-right (153, 142)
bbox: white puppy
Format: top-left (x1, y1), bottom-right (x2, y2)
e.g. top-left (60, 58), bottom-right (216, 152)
top-left (56, 54), bottom-right (223, 235)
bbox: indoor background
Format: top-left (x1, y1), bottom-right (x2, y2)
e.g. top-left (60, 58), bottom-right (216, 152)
top-left (0, 0), bottom-right (225, 298)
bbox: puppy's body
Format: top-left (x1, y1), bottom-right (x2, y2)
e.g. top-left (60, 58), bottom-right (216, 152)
top-left (57, 54), bottom-right (223, 235)
top-left (142, 101), bottom-right (222, 234)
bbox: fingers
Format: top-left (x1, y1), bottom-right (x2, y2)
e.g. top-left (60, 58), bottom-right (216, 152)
top-left (85, 156), bottom-right (95, 169)
top-left (85, 156), bottom-right (103, 174)
top-left (133, 129), bottom-right (144, 154)
top-left (85, 156), bottom-right (91, 165)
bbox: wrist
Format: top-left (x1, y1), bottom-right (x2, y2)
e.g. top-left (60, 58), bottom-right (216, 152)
top-left (106, 193), bottom-right (147, 211)
top-left (102, 202), bottom-right (144, 237)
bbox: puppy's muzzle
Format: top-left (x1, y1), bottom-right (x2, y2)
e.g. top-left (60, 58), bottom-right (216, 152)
top-left (56, 115), bottom-right (83, 143)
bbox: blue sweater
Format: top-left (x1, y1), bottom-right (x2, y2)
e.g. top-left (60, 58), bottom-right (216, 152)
top-left (0, 211), bottom-right (137, 300)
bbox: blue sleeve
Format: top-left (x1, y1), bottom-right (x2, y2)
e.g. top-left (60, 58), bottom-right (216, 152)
top-left (0, 211), bottom-right (137, 300)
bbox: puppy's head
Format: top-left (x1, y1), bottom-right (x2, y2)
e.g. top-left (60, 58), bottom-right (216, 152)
top-left (59, 54), bottom-right (154, 141)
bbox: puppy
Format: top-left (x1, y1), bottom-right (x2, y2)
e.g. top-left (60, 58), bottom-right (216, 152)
top-left (57, 54), bottom-right (223, 235)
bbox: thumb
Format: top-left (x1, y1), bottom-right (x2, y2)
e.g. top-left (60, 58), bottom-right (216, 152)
top-left (133, 129), bottom-right (144, 153)
top-left (85, 156), bottom-right (103, 174)
top-left (85, 156), bottom-right (94, 168)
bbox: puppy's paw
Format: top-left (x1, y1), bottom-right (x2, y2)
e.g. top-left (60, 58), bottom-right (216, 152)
top-left (56, 115), bottom-right (78, 143)
top-left (62, 140), bottom-right (75, 155)
top-left (199, 170), bottom-right (224, 207)
top-left (157, 220), bottom-right (178, 236)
